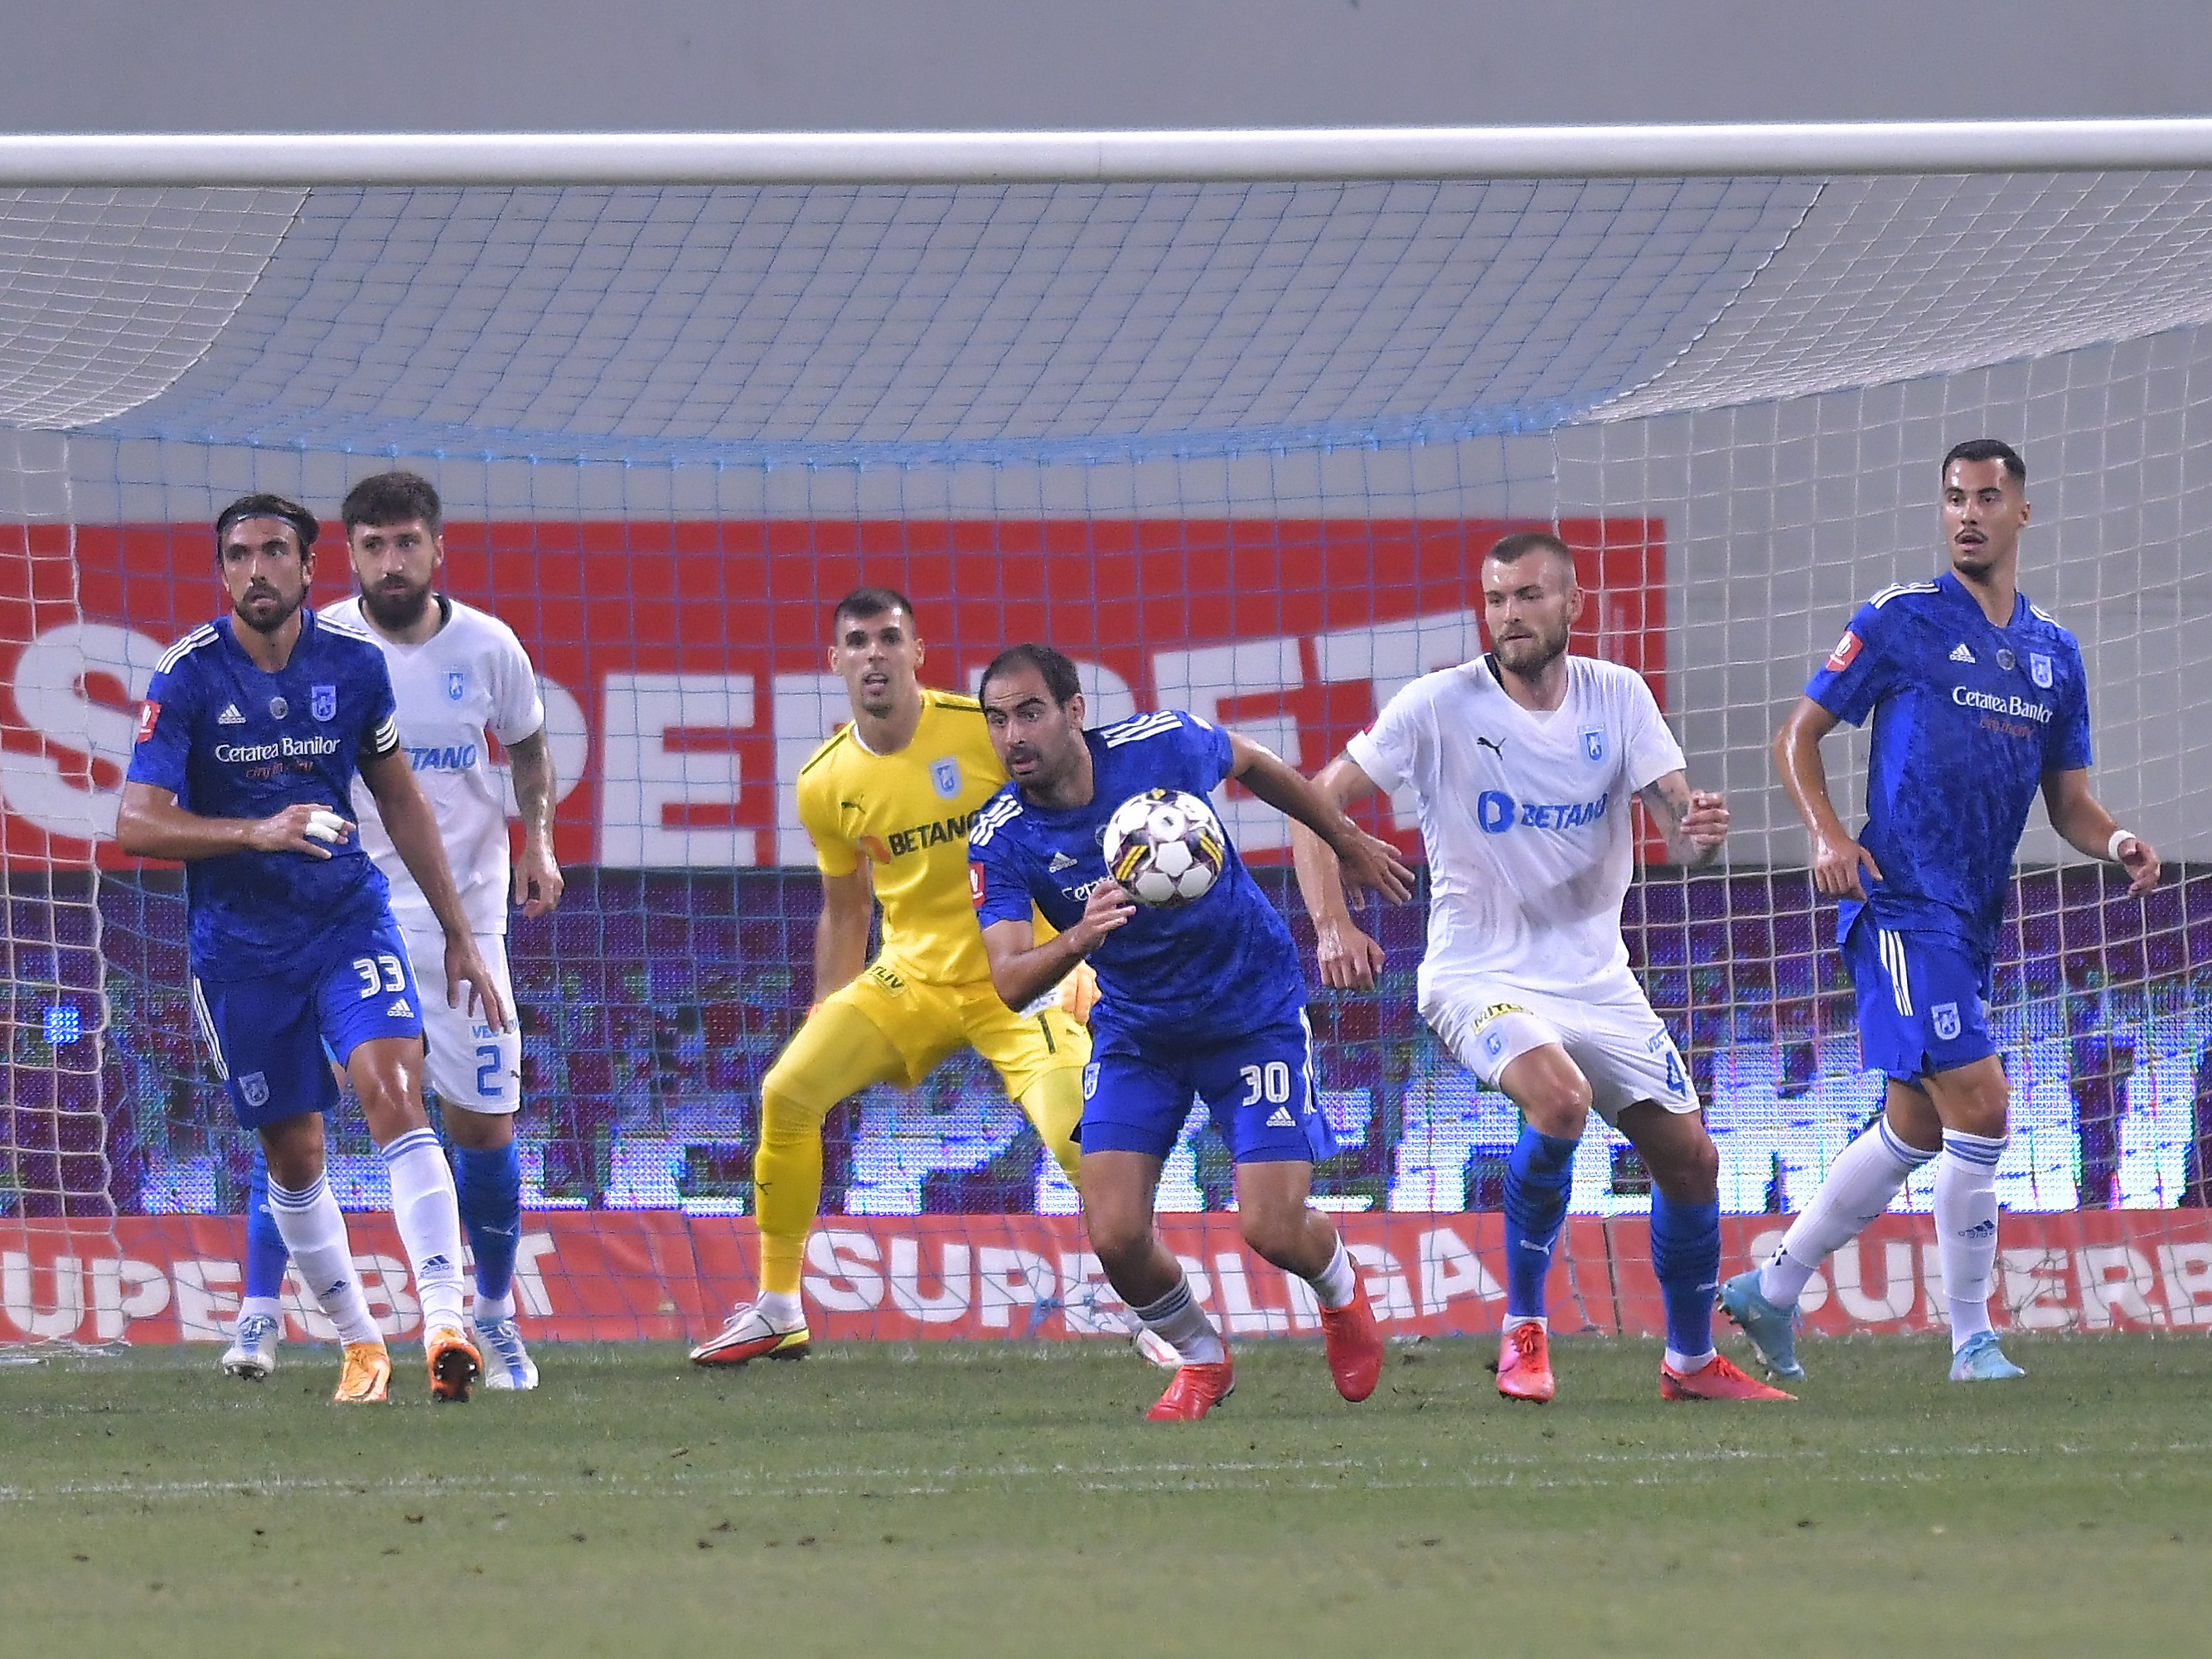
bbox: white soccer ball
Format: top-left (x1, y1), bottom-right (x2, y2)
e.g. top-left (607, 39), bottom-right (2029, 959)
top-left (1101, 788), bottom-right (1227, 909)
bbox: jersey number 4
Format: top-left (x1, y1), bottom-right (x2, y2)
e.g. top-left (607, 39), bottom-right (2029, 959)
top-left (351, 954), bottom-right (407, 999)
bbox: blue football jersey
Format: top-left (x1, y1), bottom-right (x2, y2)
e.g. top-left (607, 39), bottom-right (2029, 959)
top-left (126, 607), bottom-right (404, 983)
top-left (1804, 572), bottom-right (2092, 958)
top-left (967, 709), bottom-right (1307, 1047)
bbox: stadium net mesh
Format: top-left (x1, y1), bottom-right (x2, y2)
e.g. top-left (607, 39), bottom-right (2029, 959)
top-left (4, 158), bottom-right (2211, 1349)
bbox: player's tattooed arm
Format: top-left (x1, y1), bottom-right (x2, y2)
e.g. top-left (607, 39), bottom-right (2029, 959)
top-left (2041, 767), bottom-right (2161, 894)
top-left (1227, 731), bottom-right (1414, 907)
top-left (506, 727), bottom-right (565, 918)
top-left (114, 781), bottom-right (348, 861)
top-left (980, 884), bottom-right (1135, 1012)
top-left (1773, 695), bottom-right (1883, 899)
top-left (1289, 752), bottom-right (1392, 993)
top-left (1637, 770), bottom-right (1729, 868)
top-left (360, 745), bottom-right (511, 1031)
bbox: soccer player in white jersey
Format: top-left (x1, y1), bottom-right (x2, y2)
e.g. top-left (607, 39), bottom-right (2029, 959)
top-left (1293, 530), bottom-right (1791, 1404)
top-left (222, 472), bottom-right (562, 1391)
top-left (1721, 440), bottom-right (2158, 1383)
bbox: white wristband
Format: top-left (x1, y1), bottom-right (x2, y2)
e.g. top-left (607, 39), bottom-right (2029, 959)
top-left (2108, 828), bottom-right (2135, 861)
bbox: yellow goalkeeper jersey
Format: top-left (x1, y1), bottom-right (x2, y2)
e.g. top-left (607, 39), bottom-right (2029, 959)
top-left (794, 689), bottom-right (1010, 988)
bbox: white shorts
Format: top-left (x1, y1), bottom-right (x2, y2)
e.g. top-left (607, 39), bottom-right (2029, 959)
top-left (399, 924), bottom-right (522, 1115)
top-left (1421, 971), bottom-right (1697, 1125)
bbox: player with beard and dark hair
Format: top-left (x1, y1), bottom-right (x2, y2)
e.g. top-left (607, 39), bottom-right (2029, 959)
top-left (119, 494), bottom-right (506, 1403)
top-left (1292, 530), bottom-right (1789, 1405)
top-left (1721, 441), bottom-right (2157, 1384)
top-left (219, 472), bottom-right (561, 1391)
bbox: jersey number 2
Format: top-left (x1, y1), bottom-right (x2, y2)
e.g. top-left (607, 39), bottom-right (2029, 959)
top-left (351, 954), bottom-right (406, 999)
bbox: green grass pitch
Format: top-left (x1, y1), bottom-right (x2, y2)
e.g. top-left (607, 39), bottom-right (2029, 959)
top-left (4, 1335), bottom-right (2208, 1657)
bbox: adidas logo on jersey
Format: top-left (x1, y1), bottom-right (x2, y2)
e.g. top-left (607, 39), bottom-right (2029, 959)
top-left (1048, 852), bottom-right (1077, 872)
top-left (1266, 1106), bottom-right (1296, 1128)
top-left (1949, 643), bottom-right (1977, 664)
top-left (217, 703), bottom-right (245, 725)
top-left (385, 998), bottom-right (414, 1018)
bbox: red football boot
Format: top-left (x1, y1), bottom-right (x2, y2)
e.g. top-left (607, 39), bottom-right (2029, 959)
top-left (1318, 1281), bottom-right (1382, 1402)
top-left (1660, 1352), bottom-right (1795, 1401)
top-left (1145, 1359), bottom-right (1236, 1420)
top-left (1496, 1320), bottom-right (1555, 1404)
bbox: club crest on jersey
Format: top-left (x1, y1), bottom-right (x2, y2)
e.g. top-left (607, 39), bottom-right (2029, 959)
top-left (2029, 652), bottom-right (2053, 689)
top-left (310, 684), bottom-right (336, 722)
top-left (929, 757), bottom-right (961, 800)
top-left (446, 670), bottom-right (467, 702)
top-left (1580, 727), bottom-right (1605, 764)
top-left (1932, 1002), bottom-right (1963, 1042)
top-left (240, 1071), bottom-right (270, 1110)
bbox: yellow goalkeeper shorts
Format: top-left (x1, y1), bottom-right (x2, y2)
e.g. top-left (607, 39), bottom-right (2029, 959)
top-left (826, 956), bottom-right (1090, 1099)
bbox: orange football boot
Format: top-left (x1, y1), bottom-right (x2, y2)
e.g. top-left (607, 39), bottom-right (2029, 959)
top-left (1660, 1352), bottom-right (1795, 1401)
top-left (1145, 1359), bottom-right (1236, 1420)
top-left (332, 1341), bottom-right (391, 1404)
top-left (1496, 1321), bottom-right (1555, 1403)
top-left (1318, 1281), bottom-right (1383, 1402)
top-left (425, 1324), bottom-right (482, 1403)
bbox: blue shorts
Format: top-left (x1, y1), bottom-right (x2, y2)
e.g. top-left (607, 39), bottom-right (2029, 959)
top-left (1079, 1013), bottom-right (1339, 1165)
top-left (1842, 916), bottom-right (1997, 1085)
top-left (190, 910), bottom-right (426, 1130)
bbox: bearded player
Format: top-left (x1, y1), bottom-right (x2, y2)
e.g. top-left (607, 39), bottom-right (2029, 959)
top-left (689, 590), bottom-right (1094, 1365)
top-left (1292, 530), bottom-right (1790, 1404)
top-left (1721, 440), bottom-right (2158, 1383)
top-left (118, 494), bottom-right (507, 1403)
top-left (970, 644), bottom-right (1412, 1420)
top-left (220, 471), bottom-right (562, 1391)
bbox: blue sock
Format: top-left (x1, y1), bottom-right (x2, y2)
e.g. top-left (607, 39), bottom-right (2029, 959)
top-left (454, 1141), bottom-right (523, 1306)
top-left (242, 1144), bottom-right (291, 1304)
top-left (1502, 1129), bottom-right (1579, 1319)
top-left (1650, 1190), bottom-right (1721, 1365)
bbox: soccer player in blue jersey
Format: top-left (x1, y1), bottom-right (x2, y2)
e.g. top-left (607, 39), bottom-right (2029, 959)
top-left (968, 644), bottom-right (1413, 1420)
top-left (117, 494), bottom-right (511, 1404)
top-left (1721, 440), bottom-right (2160, 1382)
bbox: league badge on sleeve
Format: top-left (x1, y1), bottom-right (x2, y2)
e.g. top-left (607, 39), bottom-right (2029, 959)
top-left (1825, 630), bottom-right (1863, 672)
top-left (135, 701), bottom-right (161, 743)
top-left (310, 684), bottom-right (337, 722)
top-left (2029, 653), bottom-right (2053, 689)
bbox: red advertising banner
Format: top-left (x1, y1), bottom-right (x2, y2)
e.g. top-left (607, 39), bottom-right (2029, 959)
top-left (8, 1211), bottom-right (2208, 1347)
top-left (0, 519), bottom-right (1664, 868)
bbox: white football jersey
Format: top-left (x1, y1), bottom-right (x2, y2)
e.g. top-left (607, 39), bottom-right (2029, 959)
top-left (1346, 655), bottom-right (1684, 997)
top-left (324, 593), bottom-right (546, 936)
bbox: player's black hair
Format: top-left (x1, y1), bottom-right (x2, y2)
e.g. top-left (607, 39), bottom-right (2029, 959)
top-left (831, 586), bottom-right (918, 631)
top-left (978, 643), bottom-right (1082, 707)
top-left (1484, 529), bottom-right (1576, 576)
top-left (1941, 438), bottom-right (2027, 486)
top-left (213, 493), bottom-right (318, 559)
top-left (341, 470), bottom-right (443, 536)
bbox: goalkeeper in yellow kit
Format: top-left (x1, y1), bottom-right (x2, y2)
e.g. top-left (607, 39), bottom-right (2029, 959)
top-left (690, 587), bottom-right (1091, 1364)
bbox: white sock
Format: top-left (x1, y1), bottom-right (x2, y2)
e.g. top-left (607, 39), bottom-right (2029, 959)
top-left (1130, 1274), bottom-right (1227, 1366)
top-left (755, 1289), bottom-right (803, 1327)
top-left (1936, 1128), bottom-right (2006, 1350)
top-left (380, 1127), bottom-right (467, 1334)
top-left (1503, 1313), bottom-right (1547, 1333)
top-left (237, 1294), bottom-right (283, 1328)
top-left (1759, 1117), bottom-right (1934, 1308)
top-left (265, 1174), bottom-right (380, 1345)
top-left (472, 1291), bottom-right (516, 1325)
top-left (1307, 1236), bottom-right (1358, 1311)
top-left (1665, 1346), bottom-right (1716, 1375)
